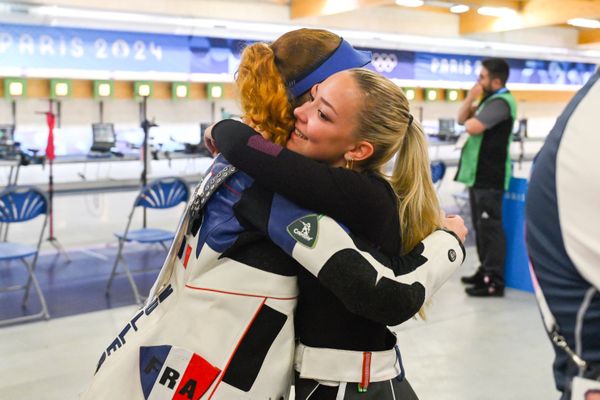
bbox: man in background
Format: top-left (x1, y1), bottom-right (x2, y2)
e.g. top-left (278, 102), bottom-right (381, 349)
top-left (456, 58), bottom-right (517, 297)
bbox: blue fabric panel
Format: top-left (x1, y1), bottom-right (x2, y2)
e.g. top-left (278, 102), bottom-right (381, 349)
top-left (196, 158), bottom-right (252, 256)
top-left (139, 345), bottom-right (171, 399)
top-left (526, 70), bottom-right (600, 391)
top-left (266, 194), bottom-right (353, 256)
top-left (255, 191), bottom-right (352, 256)
top-left (267, 194), bottom-right (314, 256)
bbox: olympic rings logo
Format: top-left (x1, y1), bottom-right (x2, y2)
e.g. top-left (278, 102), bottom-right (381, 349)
top-left (371, 52), bottom-right (398, 73)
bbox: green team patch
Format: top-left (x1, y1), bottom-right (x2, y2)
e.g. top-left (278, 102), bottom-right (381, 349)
top-left (287, 214), bottom-right (319, 248)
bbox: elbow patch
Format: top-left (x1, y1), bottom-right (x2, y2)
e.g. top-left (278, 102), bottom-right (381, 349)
top-left (318, 249), bottom-right (426, 325)
top-left (247, 135), bottom-right (282, 157)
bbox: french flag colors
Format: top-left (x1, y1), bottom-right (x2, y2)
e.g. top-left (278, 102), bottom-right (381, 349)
top-left (140, 345), bottom-right (220, 400)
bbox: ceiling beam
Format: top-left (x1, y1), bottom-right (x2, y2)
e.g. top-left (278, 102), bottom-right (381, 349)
top-left (522, 0), bottom-right (600, 28)
top-left (460, 0), bottom-right (600, 35)
top-left (290, 0), bottom-right (393, 19)
top-left (579, 29), bottom-right (600, 45)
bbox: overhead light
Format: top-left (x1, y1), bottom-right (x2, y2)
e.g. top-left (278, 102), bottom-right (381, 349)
top-left (477, 6), bottom-right (517, 18)
top-left (50, 79), bottom-right (71, 98)
top-left (138, 84), bottom-right (151, 97)
top-left (5, 78), bottom-right (26, 97)
top-left (9, 81), bottom-right (24, 96)
top-left (94, 80), bottom-right (113, 98)
top-left (207, 83), bottom-right (224, 100)
top-left (395, 0), bottom-right (424, 8)
top-left (322, 0), bottom-right (357, 15)
top-left (403, 88), bottom-right (416, 101)
top-left (135, 81), bottom-right (153, 98)
top-left (98, 83), bottom-right (111, 97)
top-left (567, 18), bottom-right (600, 29)
top-left (446, 89), bottom-right (460, 102)
top-left (424, 88), bottom-right (438, 102)
top-left (172, 82), bottom-right (190, 99)
top-left (450, 4), bottom-right (470, 14)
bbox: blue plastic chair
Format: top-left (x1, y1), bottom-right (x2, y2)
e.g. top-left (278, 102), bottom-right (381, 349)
top-left (431, 160), bottom-right (447, 191)
top-left (106, 177), bottom-right (189, 304)
top-left (0, 187), bottom-right (50, 326)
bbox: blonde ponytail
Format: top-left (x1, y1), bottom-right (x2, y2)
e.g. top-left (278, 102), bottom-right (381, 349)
top-left (350, 68), bottom-right (442, 255)
top-left (390, 120), bottom-right (442, 254)
top-left (350, 68), bottom-right (442, 319)
top-left (236, 43), bottom-right (294, 146)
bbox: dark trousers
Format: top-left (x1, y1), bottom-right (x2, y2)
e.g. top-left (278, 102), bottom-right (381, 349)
top-left (469, 187), bottom-right (506, 283)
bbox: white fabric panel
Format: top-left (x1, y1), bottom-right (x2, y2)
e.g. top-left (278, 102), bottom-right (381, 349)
top-left (556, 78), bottom-right (600, 290)
top-left (188, 244), bottom-right (298, 299)
top-left (291, 217), bottom-right (464, 301)
top-left (295, 343), bottom-right (401, 383)
top-left (390, 230), bottom-right (465, 300)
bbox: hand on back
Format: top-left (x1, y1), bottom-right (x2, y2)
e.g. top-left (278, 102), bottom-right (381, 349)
top-left (443, 214), bottom-right (468, 243)
top-left (203, 123), bottom-right (219, 157)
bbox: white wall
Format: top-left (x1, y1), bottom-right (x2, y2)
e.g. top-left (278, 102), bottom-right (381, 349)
top-left (0, 97), bottom-right (243, 157)
top-left (1, 94), bottom-right (568, 150)
top-left (409, 99), bottom-right (567, 138)
top-left (2, 91), bottom-right (562, 249)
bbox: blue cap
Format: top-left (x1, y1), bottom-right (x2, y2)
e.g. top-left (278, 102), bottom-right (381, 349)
top-left (287, 39), bottom-right (372, 98)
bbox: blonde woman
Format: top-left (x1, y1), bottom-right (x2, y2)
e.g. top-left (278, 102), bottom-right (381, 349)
top-left (207, 68), bottom-right (467, 399)
top-left (84, 29), bottom-right (466, 400)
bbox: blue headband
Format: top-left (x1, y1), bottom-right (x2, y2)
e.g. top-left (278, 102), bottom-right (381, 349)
top-left (287, 39), bottom-right (372, 98)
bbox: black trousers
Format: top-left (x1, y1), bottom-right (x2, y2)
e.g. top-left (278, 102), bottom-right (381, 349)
top-left (468, 187), bottom-right (506, 283)
top-left (294, 372), bottom-right (419, 400)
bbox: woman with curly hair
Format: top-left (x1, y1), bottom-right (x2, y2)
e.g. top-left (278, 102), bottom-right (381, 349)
top-left (204, 31), bottom-right (467, 399)
top-left (82, 29), bottom-right (466, 400)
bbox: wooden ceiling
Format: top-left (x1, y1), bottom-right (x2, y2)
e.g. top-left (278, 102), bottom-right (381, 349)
top-left (4, 0), bottom-right (599, 46)
top-left (290, 0), bottom-right (600, 44)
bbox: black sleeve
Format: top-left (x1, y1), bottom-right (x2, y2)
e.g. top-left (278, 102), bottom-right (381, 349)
top-left (251, 191), bottom-right (466, 326)
top-left (211, 119), bottom-right (394, 229)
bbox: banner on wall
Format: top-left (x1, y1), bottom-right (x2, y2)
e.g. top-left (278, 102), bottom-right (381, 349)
top-left (0, 22), bottom-right (597, 85)
top-left (0, 23), bottom-right (191, 72)
top-left (367, 48), bottom-right (597, 86)
top-left (189, 36), bottom-right (251, 75)
top-left (0, 23), bottom-right (253, 76)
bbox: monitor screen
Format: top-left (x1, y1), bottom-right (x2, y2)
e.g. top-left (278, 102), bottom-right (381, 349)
top-left (0, 124), bottom-right (15, 144)
top-left (92, 123), bottom-right (116, 145)
top-left (438, 118), bottom-right (456, 135)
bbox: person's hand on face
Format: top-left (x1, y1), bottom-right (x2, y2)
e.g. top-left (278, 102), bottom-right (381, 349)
top-left (468, 83), bottom-right (483, 101)
top-left (443, 214), bottom-right (468, 243)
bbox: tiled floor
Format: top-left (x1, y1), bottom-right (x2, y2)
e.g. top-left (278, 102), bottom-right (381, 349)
top-left (0, 246), bottom-right (559, 400)
top-left (0, 177), bottom-right (561, 399)
top-left (0, 243), bottom-right (163, 321)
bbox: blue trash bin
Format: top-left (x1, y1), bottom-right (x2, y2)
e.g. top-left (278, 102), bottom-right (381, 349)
top-left (502, 177), bottom-right (533, 292)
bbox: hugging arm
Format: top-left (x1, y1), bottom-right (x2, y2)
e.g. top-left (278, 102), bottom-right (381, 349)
top-left (238, 189), bottom-right (465, 326)
top-left (211, 119), bottom-right (390, 221)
